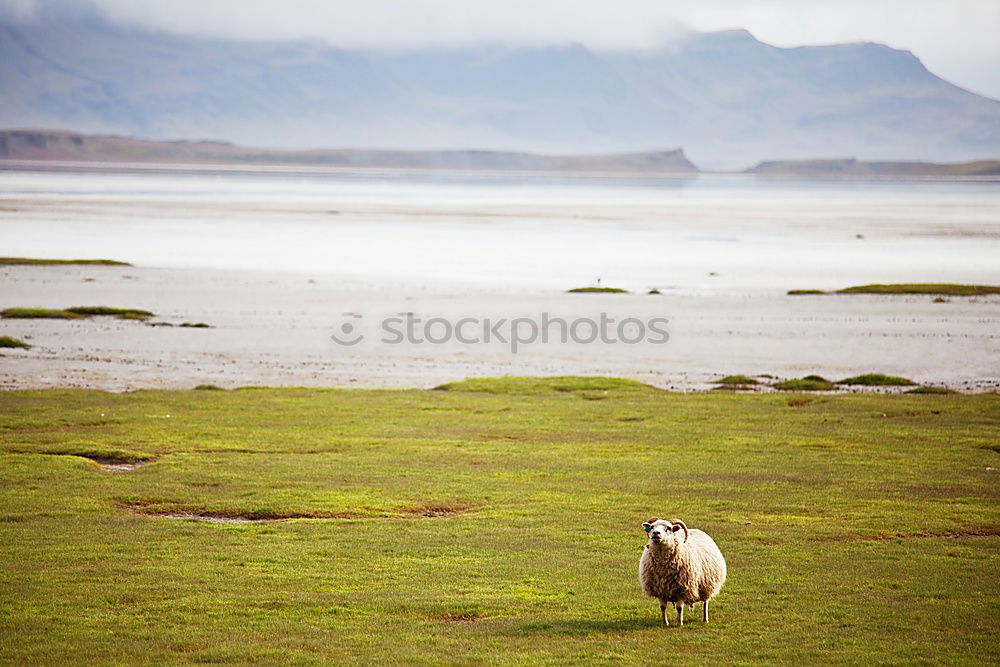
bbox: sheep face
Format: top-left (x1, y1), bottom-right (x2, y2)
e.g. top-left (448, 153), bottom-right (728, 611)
top-left (642, 519), bottom-right (686, 548)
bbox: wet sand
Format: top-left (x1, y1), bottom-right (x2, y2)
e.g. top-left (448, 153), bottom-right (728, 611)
top-left (2, 263), bottom-right (997, 392)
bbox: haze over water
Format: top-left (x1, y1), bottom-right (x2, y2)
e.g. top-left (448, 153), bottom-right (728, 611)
top-left (2, 168), bottom-right (999, 292)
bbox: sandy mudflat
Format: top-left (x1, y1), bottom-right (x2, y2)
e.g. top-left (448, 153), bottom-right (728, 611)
top-left (1, 263), bottom-right (997, 392)
top-left (2, 167), bottom-right (999, 391)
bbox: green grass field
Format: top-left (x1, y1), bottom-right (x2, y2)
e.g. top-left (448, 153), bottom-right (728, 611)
top-left (789, 284), bottom-right (1000, 297)
top-left (566, 287), bottom-right (629, 294)
top-left (0, 336), bottom-right (31, 349)
top-left (1, 307), bottom-right (154, 321)
top-left (0, 257), bottom-right (131, 266)
top-left (1, 379), bottom-right (997, 664)
top-left (835, 284), bottom-right (1000, 296)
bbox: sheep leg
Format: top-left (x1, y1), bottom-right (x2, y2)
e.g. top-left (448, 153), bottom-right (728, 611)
top-left (703, 600), bottom-right (709, 623)
top-left (675, 605), bottom-right (683, 627)
top-left (660, 602), bottom-right (669, 626)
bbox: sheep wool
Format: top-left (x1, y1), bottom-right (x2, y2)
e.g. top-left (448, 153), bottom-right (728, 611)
top-left (639, 517), bottom-right (726, 626)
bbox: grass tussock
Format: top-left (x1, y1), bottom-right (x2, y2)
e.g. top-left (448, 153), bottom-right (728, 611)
top-left (772, 375), bottom-right (836, 391)
top-left (567, 286), bottom-right (629, 294)
top-left (836, 284), bottom-right (1000, 296)
top-left (66, 306), bottom-right (154, 319)
top-left (789, 284), bottom-right (1000, 297)
top-left (906, 386), bottom-right (958, 395)
top-left (1, 306), bottom-right (154, 320)
top-left (1, 308), bottom-right (85, 319)
top-left (714, 375), bottom-right (760, 386)
top-left (838, 373), bottom-right (917, 386)
top-left (0, 257), bottom-right (131, 266)
top-left (0, 336), bottom-right (31, 349)
top-left (179, 322), bottom-right (212, 328)
top-left (194, 384), bottom-right (226, 391)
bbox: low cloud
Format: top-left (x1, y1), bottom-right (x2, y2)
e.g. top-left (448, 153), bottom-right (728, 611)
top-left (15, 0), bottom-right (692, 50)
top-left (10, 0), bottom-right (1000, 97)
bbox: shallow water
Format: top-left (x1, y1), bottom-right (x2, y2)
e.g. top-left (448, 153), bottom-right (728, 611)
top-left (2, 167), bottom-right (999, 292)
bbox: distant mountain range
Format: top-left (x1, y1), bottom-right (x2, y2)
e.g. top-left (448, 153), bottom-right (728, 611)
top-left (2, 3), bottom-right (999, 169)
top-left (5, 130), bottom-right (999, 178)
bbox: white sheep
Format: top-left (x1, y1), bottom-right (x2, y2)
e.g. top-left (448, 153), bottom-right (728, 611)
top-left (638, 517), bottom-right (727, 626)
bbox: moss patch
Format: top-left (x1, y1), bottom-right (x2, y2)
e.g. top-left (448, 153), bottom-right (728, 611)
top-left (773, 375), bottom-right (836, 391)
top-left (2, 306), bottom-right (154, 321)
top-left (0, 336), bottom-right (31, 349)
top-left (1, 308), bottom-right (85, 320)
top-left (838, 374), bottom-right (917, 386)
top-left (434, 375), bottom-right (656, 395)
top-left (836, 284), bottom-right (1000, 296)
top-left (66, 306), bottom-right (154, 320)
top-left (0, 257), bottom-right (131, 266)
top-left (789, 284), bottom-right (1000, 297)
top-left (714, 375), bottom-right (760, 386)
top-left (567, 286), bottom-right (629, 294)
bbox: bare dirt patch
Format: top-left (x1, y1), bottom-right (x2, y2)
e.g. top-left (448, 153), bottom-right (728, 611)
top-left (786, 397), bottom-right (815, 408)
top-left (413, 505), bottom-right (473, 518)
top-left (908, 530), bottom-right (1000, 540)
top-left (434, 612), bottom-right (484, 623)
top-left (119, 500), bottom-right (479, 523)
top-left (862, 529), bottom-right (1000, 541)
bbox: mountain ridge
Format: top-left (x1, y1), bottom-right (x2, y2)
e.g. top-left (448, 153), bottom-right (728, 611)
top-left (0, 129), bottom-right (699, 173)
top-left (2, 7), bottom-right (999, 169)
top-left (746, 157), bottom-right (1000, 178)
top-left (4, 129), bottom-right (998, 178)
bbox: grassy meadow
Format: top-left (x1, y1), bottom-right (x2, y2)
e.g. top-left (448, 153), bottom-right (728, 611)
top-left (0, 258), bottom-right (131, 266)
top-left (0, 378), bottom-right (997, 664)
top-left (789, 283), bottom-right (1000, 296)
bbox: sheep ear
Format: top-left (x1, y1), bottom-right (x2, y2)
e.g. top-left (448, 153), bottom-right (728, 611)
top-left (642, 522), bottom-right (653, 533)
top-left (671, 524), bottom-right (683, 532)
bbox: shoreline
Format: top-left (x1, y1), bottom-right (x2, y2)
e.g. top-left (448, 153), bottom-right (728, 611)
top-left (2, 263), bottom-right (997, 393)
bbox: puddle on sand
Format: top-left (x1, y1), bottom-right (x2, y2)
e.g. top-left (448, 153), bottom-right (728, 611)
top-left (96, 460), bottom-right (152, 471)
top-left (29, 453), bottom-right (155, 472)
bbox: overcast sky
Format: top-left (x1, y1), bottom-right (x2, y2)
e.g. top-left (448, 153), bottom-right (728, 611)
top-left (10, 0), bottom-right (1000, 99)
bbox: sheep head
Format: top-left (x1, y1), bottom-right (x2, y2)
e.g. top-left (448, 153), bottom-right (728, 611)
top-left (642, 518), bottom-right (689, 546)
